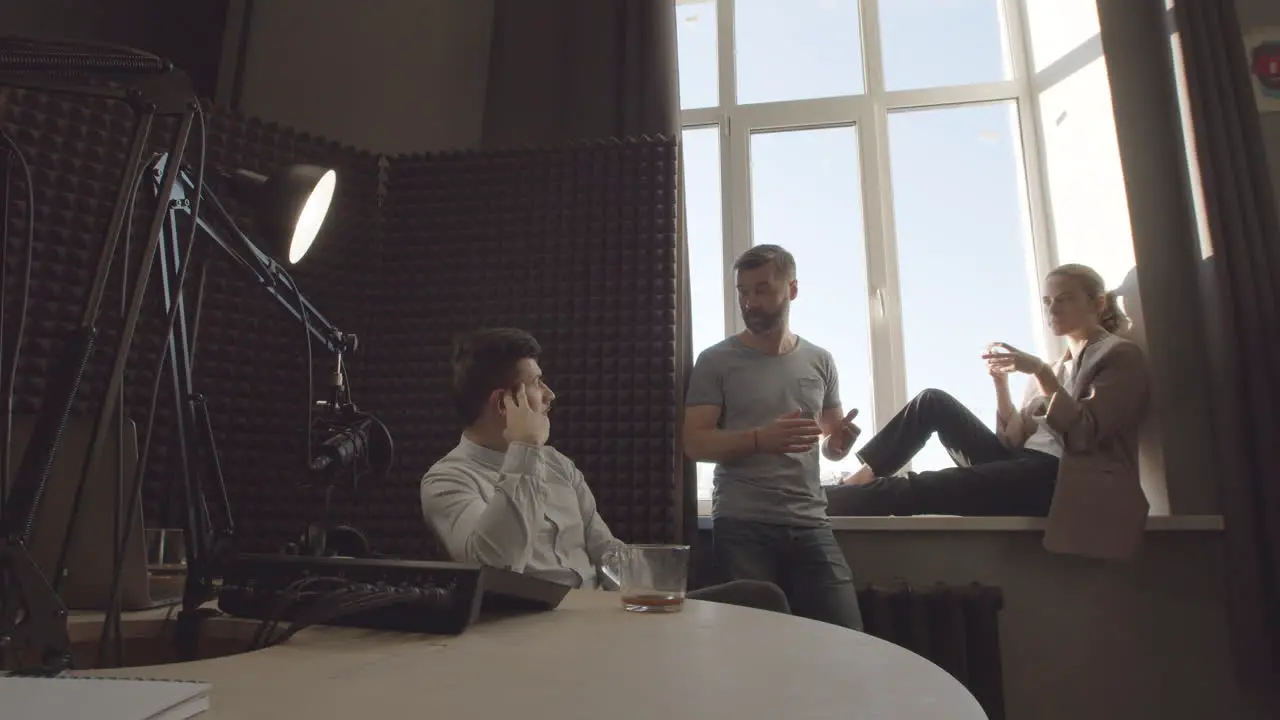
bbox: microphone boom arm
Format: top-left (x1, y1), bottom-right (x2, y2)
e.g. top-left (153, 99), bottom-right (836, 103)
top-left (147, 156), bottom-right (355, 657)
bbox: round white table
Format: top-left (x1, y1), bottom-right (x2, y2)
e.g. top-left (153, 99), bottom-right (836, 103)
top-left (72, 590), bottom-right (987, 719)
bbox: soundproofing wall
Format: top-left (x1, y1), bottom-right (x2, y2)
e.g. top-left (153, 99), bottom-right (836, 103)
top-left (372, 140), bottom-right (682, 547)
top-left (1, 86), bottom-right (684, 558)
top-left (0, 86), bottom-right (181, 526)
top-left (188, 110), bottom-right (383, 553)
top-left (0, 87), bottom-right (386, 553)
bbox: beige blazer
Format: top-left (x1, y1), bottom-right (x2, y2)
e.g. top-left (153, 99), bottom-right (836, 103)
top-left (996, 332), bottom-right (1151, 561)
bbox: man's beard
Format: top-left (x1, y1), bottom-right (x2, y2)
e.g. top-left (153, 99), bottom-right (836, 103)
top-left (742, 306), bottom-right (785, 334)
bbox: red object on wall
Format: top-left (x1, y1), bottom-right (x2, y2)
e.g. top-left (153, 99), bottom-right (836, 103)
top-left (1252, 41), bottom-right (1280, 92)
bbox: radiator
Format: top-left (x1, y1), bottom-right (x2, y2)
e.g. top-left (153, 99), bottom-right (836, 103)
top-left (858, 582), bottom-right (1006, 720)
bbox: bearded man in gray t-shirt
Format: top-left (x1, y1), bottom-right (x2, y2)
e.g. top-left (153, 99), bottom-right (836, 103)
top-left (684, 245), bottom-right (864, 630)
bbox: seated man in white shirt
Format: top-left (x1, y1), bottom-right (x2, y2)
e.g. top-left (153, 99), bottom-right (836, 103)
top-left (420, 327), bottom-right (790, 613)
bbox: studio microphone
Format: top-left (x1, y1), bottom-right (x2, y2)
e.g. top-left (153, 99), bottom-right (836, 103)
top-left (309, 417), bottom-right (374, 472)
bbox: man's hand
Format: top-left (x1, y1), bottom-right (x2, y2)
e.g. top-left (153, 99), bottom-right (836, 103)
top-left (755, 410), bottom-right (822, 455)
top-left (502, 384), bottom-right (550, 447)
top-left (824, 408), bottom-right (861, 457)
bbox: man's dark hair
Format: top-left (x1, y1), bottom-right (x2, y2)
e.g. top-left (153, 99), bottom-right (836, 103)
top-left (451, 327), bottom-right (541, 426)
top-left (733, 244), bottom-right (797, 281)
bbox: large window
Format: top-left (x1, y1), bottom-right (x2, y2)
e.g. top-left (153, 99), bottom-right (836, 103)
top-left (1025, 0), bottom-right (1134, 290)
top-left (680, 0), bottom-right (1158, 505)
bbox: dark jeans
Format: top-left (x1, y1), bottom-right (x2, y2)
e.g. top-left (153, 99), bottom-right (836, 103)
top-left (687, 579), bottom-right (791, 614)
top-left (712, 517), bottom-right (863, 631)
top-left (825, 388), bottom-right (1058, 517)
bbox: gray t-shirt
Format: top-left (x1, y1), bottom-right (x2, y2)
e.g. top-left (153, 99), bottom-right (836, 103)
top-left (686, 335), bottom-right (840, 527)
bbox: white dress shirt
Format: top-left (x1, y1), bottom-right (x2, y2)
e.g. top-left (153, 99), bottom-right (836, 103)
top-left (420, 436), bottom-right (623, 589)
top-left (1022, 349), bottom-right (1086, 458)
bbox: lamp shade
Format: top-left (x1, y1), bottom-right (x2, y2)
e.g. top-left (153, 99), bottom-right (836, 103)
top-left (227, 165), bottom-right (338, 264)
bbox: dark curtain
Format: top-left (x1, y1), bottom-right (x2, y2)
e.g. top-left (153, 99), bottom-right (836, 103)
top-left (480, 0), bottom-right (695, 543)
top-left (1173, 0), bottom-right (1280, 702)
top-left (480, 0), bottom-right (679, 147)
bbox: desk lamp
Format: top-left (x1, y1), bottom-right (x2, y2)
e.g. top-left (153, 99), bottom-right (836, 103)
top-left (222, 165), bottom-right (338, 265)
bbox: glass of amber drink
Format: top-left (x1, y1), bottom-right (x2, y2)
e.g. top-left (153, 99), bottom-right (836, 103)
top-left (603, 544), bottom-right (691, 613)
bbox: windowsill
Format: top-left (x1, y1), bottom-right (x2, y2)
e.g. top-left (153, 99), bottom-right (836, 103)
top-left (694, 513), bottom-right (1224, 532)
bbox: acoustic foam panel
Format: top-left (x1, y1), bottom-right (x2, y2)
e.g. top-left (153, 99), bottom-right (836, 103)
top-left (2, 85), bottom-right (682, 558)
top-left (375, 139), bottom-right (681, 548)
top-left (0, 90), bottom-right (382, 553)
top-left (0, 87), bottom-right (179, 527)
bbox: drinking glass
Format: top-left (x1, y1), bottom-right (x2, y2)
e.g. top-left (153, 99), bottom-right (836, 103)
top-left (144, 528), bottom-right (187, 576)
top-left (601, 544), bottom-right (691, 613)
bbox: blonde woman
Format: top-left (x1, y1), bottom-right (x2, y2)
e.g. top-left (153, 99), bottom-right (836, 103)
top-left (827, 264), bottom-right (1150, 540)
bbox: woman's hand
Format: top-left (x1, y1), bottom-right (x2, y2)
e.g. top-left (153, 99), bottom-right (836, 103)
top-left (983, 343), bottom-right (1046, 376)
top-left (822, 408), bottom-right (861, 460)
top-left (986, 349), bottom-right (1010, 381)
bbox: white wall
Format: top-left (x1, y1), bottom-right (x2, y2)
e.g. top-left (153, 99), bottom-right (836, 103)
top-left (234, 0), bottom-right (495, 155)
top-left (693, 523), bottom-right (1252, 719)
top-left (835, 529), bottom-right (1252, 720)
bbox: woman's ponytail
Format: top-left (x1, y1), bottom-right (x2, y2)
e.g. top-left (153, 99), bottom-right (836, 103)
top-left (1099, 290), bottom-right (1129, 334)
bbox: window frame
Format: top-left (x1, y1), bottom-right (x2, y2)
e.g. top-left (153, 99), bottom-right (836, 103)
top-left (682, 0), bottom-right (1065, 510)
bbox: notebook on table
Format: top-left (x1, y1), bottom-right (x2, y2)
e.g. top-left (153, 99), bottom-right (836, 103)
top-left (0, 675), bottom-right (210, 720)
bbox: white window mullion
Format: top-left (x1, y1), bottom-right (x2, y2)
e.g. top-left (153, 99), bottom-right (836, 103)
top-left (680, 107), bottom-right (722, 126)
top-left (1008, 0), bottom-right (1061, 359)
top-left (721, 0), bottom-right (742, 333)
top-left (865, 108), bottom-right (908, 435)
top-left (725, 96), bottom-right (864, 129)
top-left (725, 121), bottom-right (752, 336)
top-left (718, 0), bottom-right (737, 109)
top-left (861, 0), bottom-right (886, 97)
top-left (880, 81), bottom-right (1020, 110)
top-left (718, 0), bottom-right (743, 335)
top-left (857, 0), bottom-right (908, 432)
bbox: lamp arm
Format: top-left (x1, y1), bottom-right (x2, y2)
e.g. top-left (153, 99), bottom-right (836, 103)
top-left (155, 155), bottom-right (351, 356)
